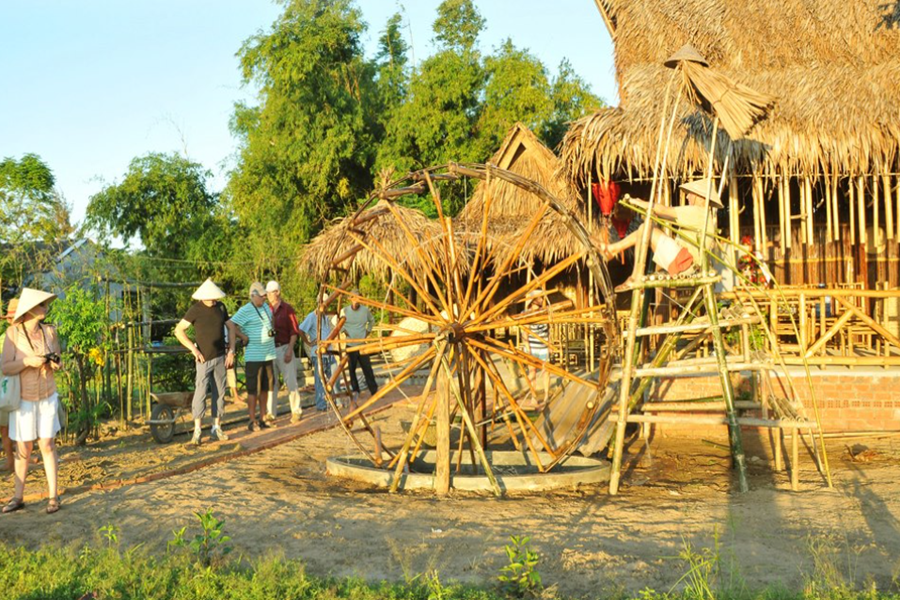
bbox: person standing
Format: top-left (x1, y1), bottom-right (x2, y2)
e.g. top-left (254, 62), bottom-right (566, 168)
top-left (298, 298), bottom-right (334, 412)
top-left (340, 289), bottom-right (379, 401)
top-left (227, 282), bottom-right (276, 430)
top-left (173, 279), bottom-right (232, 445)
top-left (1, 288), bottom-right (63, 514)
top-left (0, 299), bottom-right (19, 471)
top-left (264, 281), bottom-right (303, 424)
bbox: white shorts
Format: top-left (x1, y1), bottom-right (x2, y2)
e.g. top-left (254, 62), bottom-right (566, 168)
top-left (9, 392), bottom-right (61, 442)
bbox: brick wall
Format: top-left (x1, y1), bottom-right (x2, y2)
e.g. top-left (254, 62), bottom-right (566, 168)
top-left (646, 368), bottom-right (900, 432)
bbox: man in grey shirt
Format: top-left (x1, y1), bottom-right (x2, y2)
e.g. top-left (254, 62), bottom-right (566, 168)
top-left (340, 289), bottom-right (379, 400)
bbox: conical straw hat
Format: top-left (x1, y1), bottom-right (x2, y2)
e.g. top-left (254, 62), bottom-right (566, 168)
top-left (191, 278), bottom-right (227, 301)
top-left (13, 288), bottom-right (57, 323)
top-left (664, 44), bottom-right (709, 69)
top-left (680, 179), bottom-right (724, 209)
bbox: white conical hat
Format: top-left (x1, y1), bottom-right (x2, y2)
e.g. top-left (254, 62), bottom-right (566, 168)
top-left (680, 178), bottom-right (725, 209)
top-left (191, 278), bottom-right (227, 301)
top-left (13, 288), bottom-right (57, 323)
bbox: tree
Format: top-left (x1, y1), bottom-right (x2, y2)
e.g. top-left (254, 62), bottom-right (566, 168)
top-left (0, 154), bottom-right (74, 294)
top-left (227, 0), bottom-right (377, 245)
top-left (375, 0), bottom-right (486, 215)
top-left (85, 152), bottom-right (221, 260)
top-left (542, 58), bottom-right (603, 149)
top-left (373, 13), bottom-right (410, 118)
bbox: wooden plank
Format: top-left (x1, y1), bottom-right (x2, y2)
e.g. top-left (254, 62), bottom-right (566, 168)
top-left (626, 414), bottom-right (817, 429)
top-left (634, 315), bottom-right (761, 337)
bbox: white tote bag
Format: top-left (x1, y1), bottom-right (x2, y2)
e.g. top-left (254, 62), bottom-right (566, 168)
top-left (0, 373), bottom-right (21, 412)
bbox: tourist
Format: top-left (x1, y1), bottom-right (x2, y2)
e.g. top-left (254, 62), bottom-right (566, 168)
top-left (1, 288), bottom-right (63, 514)
top-left (522, 289), bottom-right (550, 408)
top-left (174, 278), bottom-right (232, 445)
top-left (0, 299), bottom-right (19, 471)
top-left (265, 280), bottom-right (303, 424)
top-left (298, 295), bottom-right (334, 412)
top-left (227, 282), bottom-right (276, 431)
top-left (600, 178), bottom-right (722, 291)
top-left (340, 289), bottom-right (379, 402)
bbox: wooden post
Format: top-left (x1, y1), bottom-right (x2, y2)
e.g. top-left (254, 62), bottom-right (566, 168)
top-left (785, 174), bottom-right (793, 249)
top-left (759, 176), bottom-right (769, 257)
top-left (753, 175), bottom-right (762, 251)
top-left (435, 368), bottom-right (451, 495)
top-left (849, 177), bottom-right (856, 246)
top-left (774, 428), bottom-right (784, 472)
top-left (804, 178), bottom-right (814, 245)
top-left (730, 173), bottom-right (740, 264)
top-left (874, 174), bottom-right (881, 249)
top-left (858, 176), bottom-right (867, 246)
top-left (799, 292), bottom-right (808, 353)
top-left (790, 427), bottom-right (799, 491)
top-left (884, 173), bottom-right (894, 242)
top-left (778, 174), bottom-right (787, 254)
top-left (825, 174), bottom-right (833, 243)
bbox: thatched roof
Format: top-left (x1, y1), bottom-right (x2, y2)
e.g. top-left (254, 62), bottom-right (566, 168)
top-left (565, 0), bottom-right (900, 182)
top-left (301, 200), bottom-right (448, 282)
top-left (456, 123), bottom-right (586, 264)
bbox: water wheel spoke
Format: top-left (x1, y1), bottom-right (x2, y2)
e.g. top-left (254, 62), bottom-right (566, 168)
top-left (342, 345), bottom-right (437, 423)
top-left (474, 336), bottom-right (598, 390)
top-left (463, 345), bottom-right (552, 470)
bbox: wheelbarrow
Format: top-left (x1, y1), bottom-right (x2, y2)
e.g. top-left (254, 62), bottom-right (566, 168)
top-left (148, 391), bottom-right (194, 444)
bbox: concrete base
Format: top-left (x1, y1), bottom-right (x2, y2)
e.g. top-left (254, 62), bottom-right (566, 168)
top-left (326, 450), bottom-right (610, 492)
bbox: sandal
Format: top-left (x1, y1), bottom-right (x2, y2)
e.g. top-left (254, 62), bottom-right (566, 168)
top-left (46, 497), bottom-right (61, 514)
top-left (2, 497), bottom-right (25, 514)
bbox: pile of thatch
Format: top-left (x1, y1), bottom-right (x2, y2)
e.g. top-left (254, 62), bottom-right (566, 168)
top-left (301, 199), bottom-right (450, 281)
top-left (565, 0), bottom-right (900, 182)
top-left (455, 123), bottom-right (587, 265)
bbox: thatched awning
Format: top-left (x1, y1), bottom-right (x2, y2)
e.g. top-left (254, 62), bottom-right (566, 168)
top-left (301, 200), bottom-right (449, 282)
top-left (564, 0), bottom-right (900, 182)
top-left (455, 123), bottom-right (587, 265)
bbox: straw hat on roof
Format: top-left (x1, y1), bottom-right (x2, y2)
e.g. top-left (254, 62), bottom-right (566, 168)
top-left (664, 44), bottom-right (709, 69)
top-left (680, 179), bottom-right (724, 209)
top-left (13, 288), bottom-right (57, 323)
top-left (191, 278), bottom-right (227, 301)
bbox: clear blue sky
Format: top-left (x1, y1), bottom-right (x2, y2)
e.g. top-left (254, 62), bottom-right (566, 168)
top-left (0, 1), bottom-right (614, 226)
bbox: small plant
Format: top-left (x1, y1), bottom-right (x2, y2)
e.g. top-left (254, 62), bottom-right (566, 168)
top-left (166, 508), bottom-right (233, 567)
top-left (98, 523), bottom-right (119, 548)
top-left (672, 534), bottom-right (720, 600)
top-left (497, 535), bottom-right (543, 598)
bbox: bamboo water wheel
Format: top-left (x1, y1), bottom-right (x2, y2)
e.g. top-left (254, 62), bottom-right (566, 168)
top-left (313, 163), bottom-right (620, 495)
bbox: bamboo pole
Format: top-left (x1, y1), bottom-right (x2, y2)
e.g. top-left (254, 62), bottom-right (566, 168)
top-left (884, 173), bottom-right (894, 242)
top-left (832, 176), bottom-right (840, 245)
top-left (849, 178), bottom-right (857, 246)
top-left (760, 175), bottom-right (769, 257)
top-left (778, 174), bottom-right (786, 254)
top-left (825, 174), bottom-right (833, 243)
top-left (858, 176), bottom-right (867, 246)
top-left (434, 365), bottom-right (451, 495)
top-left (753, 174), bottom-right (763, 251)
top-left (784, 174), bottom-right (793, 250)
top-left (730, 173), bottom-right (740, 265)
top-left (790, 426), bottom-right (799, 491)
top-left (874, 174), bottom-right (881, 249)
top-left (804, 178), bottom-right (814, 245)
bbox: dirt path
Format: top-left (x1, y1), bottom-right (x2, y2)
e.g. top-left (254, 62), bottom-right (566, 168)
top-left (2, 401), bottom-right (899, 597)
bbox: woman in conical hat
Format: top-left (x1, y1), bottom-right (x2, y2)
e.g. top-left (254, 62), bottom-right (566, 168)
top-left (1, 288), bottom-right (63, 514)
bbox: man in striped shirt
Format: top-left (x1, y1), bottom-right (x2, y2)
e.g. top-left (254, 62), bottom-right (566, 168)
top-left (227, 282), bottom-right (277, 431)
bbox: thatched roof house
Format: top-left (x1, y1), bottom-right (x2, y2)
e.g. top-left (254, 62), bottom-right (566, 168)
top-left (301, 199), bottom-right (447, 282)
top-left (456, 123), bottom-right (587, 265)
top-left (569, 0), bottom-right (900, 181)
top-left (564, 0), bottom-right (900, 288)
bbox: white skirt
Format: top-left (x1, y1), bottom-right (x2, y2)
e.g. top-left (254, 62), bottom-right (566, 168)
top-left (10, 392), bottom-right (61, 442)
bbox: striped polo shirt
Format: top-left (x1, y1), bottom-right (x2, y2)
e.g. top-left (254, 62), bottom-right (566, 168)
top-left (230, 302), bottom-right (277, 362)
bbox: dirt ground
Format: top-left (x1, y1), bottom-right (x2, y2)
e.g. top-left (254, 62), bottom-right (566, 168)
top-left (1, 395), bottom-right (900, 597)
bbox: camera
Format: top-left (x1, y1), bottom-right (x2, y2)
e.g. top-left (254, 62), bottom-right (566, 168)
top-left (44, 353), bottom-right (61, 365)
top-left (267, 329), bottom-right (275, 337)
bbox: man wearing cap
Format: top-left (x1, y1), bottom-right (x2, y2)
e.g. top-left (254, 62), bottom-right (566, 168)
top-left (174, 279), bottom-right (232, 445)
top-left (340, 289), bottom-right (379, 402)
top-left (601, 178), bottom-right (722, 290)
top-left (298, 296), bottom-right (334, 412)
top-left (227, 282), bottom-right (277, 430)
top-left (265, 280), bottom-right (303, 424)
top-left (0, 298), bottom-right (19, 470)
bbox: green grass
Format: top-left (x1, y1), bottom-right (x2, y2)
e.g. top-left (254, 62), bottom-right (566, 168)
top-left (0, 540), bottom-right (898, 600)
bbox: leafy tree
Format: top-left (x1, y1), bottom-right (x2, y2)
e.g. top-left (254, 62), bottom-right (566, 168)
top-left (373, 13), bottom-right (410, 117)
top-left (0, 154), bottom-right (74, 294)
top-left (433, 0), bottom-right (485, 52)
top-left (85, 152), bottom-right (221, 260)
top-left (228, 0), bottom-right (377, 245)
top-left (543, 58), bottom-right (603, 149)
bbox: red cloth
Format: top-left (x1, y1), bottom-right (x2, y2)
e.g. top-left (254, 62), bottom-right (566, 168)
top-left (611, 215), bottom-right (631, 240)
top-left (269, 301), bottom-right (300, 347)
top-left (591, 180), bottom-right (621, 216)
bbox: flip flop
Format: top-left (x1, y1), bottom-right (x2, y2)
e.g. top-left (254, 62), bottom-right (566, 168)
top-left (2, 497), bottom-right (25, 514)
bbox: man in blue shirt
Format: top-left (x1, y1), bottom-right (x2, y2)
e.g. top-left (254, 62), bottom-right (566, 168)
top-left (298, 299), bottom-right (335, 411)
top-left (227, 282), bottom-right (277, 431)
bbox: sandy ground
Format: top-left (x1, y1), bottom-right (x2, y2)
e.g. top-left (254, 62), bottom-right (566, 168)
top-left (1, 396), bottom-right (900, 597)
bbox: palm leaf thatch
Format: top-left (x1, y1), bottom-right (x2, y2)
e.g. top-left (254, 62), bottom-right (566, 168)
top-left (301, 199), bottom-right (449, 282)
top-left (564, 0), bottom-right (900, 183)
top-left (455, 123), bottom-right (586, 265)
